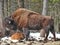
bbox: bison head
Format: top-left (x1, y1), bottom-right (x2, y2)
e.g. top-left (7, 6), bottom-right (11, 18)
top-left (4, 16), bottom-right (17, 31)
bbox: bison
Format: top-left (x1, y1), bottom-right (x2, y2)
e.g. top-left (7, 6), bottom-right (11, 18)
top-left (4, 8), bottom-right (56, 41)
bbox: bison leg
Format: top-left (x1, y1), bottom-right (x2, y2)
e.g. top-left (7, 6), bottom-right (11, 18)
top-left (40, 29), bottom-right (46, 37)
top-left (50, 26), bottom-right (56, 41)
top-left (43, 25), bottom-right (50, 41)
top-left (22, 28), bottom-right (30, 41)
top-left (44, 29), bottom-right (49, 41)
top-left (44, 25), bottom-right (56, 41)
top-left (26, 30), bottom-right (30, 40)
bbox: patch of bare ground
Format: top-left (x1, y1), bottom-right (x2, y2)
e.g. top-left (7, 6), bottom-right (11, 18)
top-left (1, 41), bottom-right (60, 45)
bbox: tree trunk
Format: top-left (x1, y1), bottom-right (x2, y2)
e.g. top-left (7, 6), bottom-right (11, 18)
top-left (21, 0), bottom-right (24, 8)
top-left (6, 0), bottom-right (10, 16)
top-left (42, 0), bottom-right (48, 15)
top-left (17, 0), bottom-right (24, 8)
top-left (0, 0), bottom-right (5, 36)
top-left (2, 0), bottom-right (4, 16)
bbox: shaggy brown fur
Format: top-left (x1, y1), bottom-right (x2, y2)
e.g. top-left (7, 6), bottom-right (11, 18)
top-left (11, 8), bottom-right (40, 28)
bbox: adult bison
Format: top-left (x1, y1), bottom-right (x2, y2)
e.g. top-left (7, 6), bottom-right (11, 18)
top-left (4, 8), bottom-right (56, 41)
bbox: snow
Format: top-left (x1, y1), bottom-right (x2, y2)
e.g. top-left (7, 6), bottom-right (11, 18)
top-left (30, 32), bottom-right (60, 41)
top-left (1, 32), bottom-right (60, 42)
top-left (1, 36), bottom-right (19, 43)
top-left (1, 37), bottom-right (9, 41)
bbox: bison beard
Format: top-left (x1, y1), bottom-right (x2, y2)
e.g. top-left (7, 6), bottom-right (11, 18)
top-left (4, 8), bottom-right (56, 41)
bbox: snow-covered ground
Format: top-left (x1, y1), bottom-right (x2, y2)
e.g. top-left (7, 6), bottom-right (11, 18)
top-left (1, 32), bottom-right (60, 42)
top-left (30, 32), bottom-right (60, 41)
